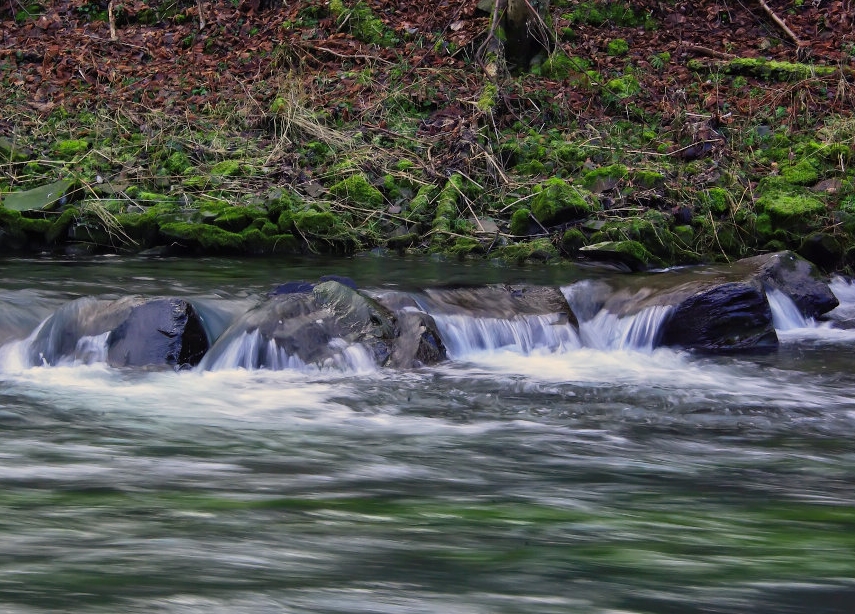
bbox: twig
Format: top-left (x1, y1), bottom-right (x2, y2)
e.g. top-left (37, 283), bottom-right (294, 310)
top-left (107, 1), bottom-right (117, 40)
top-left (196, 0), bottom-right (206, 30)
top-left (683, 44), bottom-right (735, 60)
top-left (756, 0), bottom-right (804, 48)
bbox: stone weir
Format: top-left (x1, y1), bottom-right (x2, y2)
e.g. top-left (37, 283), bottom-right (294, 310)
top-left (1, 251), bottom-right (843, 372)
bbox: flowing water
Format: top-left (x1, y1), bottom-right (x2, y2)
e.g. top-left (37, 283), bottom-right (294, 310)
top-left (2, 255), bottom-right (855, 614)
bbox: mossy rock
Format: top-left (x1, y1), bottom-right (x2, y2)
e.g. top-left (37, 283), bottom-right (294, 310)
top-left (494, 238), bottom-right (558, 263)
top-left (430, 175), bottom-right (462, 249)
top-left (210, 159), bottom-right (249, 177)
top-left (241, 227), bottom-right (301, 254)
top-left (702, 187), bottom-right (731, 216)
top-left (579, 240), bottom-right (662, 271)
top-left (632, 169), bottom-right (665, 189)
top-left (581, 164), bottom-right (628, 191)
top-left (52, 139), bottom-right (89, 159)
top-left (45, 207), bottom-right (79, 244)
top-left (328, 173), bottom-right (384, 209)
top-left (293, 209), bottom-right (342, 235)
top-left (114, 210), bottom-right (159, 247)
top-left (159, 222), bottom-right (245, 252)
top-left (602, 75), bottom-right (640, 105)
top-left (208, 206), bottom-right (262, 232)
top-left (780, 160), bottom-right (819, 186)
top-left (510, 208), bottom-right (533, 236)
top-left (448, 237), bottom-right (484, 256)
top-left (561, 228), bottom-right (587, 252)
top-left (755, 191), bottom-right (827, 231)
top-left (798, 232), bottom-right (843, 270)
top-left (531, 178), bottom-right (595, 225)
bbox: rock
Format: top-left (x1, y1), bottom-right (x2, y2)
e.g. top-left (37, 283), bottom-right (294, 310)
top-left (27, 296), bottom-right (209, 368)
top-left (203, 280), bottom-right (446, 370)
top-left (106, 299), bottom-right (209, 368)
top-left (412, 284), bottom-right (577, 327)
top-left (740, 251), bottom-right (838, 318)
top-left (658, 282), bottom-right (777, 353)
top-left (579, 240), bottom-right (663, 272)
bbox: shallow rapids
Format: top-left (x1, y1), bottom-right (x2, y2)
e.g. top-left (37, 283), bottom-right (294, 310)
top-left (1, 256), bottom-right (855, 614)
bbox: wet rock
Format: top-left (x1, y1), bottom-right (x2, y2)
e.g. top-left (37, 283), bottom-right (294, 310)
top-left (107, 299), bottom-right (209, 368)
top-left (412, 284), bottom-right (577, 327)
top-left (741, 250), bottom-right (838, 318)
top-left (203, 280), bottom-right (446, 370)
top-left (658, 282), bottom-right (777, 353)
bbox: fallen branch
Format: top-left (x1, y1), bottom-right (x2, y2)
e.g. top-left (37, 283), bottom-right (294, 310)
top-left (756, 0), bottom-right (805, 48)
top-left (683, 44), bottom-right (735, 60)
top-left (107, 1), bottom-right (117, 40)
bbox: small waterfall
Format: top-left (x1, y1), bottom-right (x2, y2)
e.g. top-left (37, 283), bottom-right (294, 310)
top-left (767, 288), bottom-right (813, 330)
top-left (577, 305), bottom-right (673, 351)
top-left (562, 281), bottom-right (673, 351)
top-left (428, 312), bottom-right (581, 359)
top-left (199, 329), bottom-right (377, 372)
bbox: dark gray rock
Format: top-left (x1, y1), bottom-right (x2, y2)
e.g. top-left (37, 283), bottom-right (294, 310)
top-left (202, 280), bottom-right (446, 370)
top-left (742, 251), bottom-right (839, 318)
top-left (658, 282), bottom-right (777, 353)
top-left (106, 299), bottom-right (209, 368)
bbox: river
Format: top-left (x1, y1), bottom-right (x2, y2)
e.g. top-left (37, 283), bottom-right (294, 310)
top-left (1, 255), bottom-right (854, 614)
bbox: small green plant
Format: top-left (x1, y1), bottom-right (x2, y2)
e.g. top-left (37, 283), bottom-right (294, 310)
top-left (607, 39), bottom-right (629, 57)
top-left (649, 51), bottom-right (670, 70)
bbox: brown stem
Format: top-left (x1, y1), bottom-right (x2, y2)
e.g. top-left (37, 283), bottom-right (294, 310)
top-left (756, 0), bottom-right (805, 48)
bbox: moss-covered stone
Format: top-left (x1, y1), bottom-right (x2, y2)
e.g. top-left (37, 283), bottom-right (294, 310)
top-left (431, 175), bottom-right (462, 249)
top-left (241, 227), bottom-right (301, 254)
top-left (45, 207), bottom-right (78, 244)
top-left (159, 222), bottom-right (245, 252)
top-left (510, 207), bottom-right (532, 236)
top-left (448, 236), bottom-right (484, 256)
top-left (579, 240), bottom-right (661, 270)
top-left (755, 191), bottom-right (826, 230)
top-left (632, 169), bottom-right (665, 188)
top-left (210, 159), bottom-right (247, 177)
top-left (293, 209), bottom-right (341, 235)
top-left (581, 164), bottom-right (628, 191)
top-left (780, 159), bottom-right (819, 186)
top-left (328, 173), bottom-right (384, 209)
top-left (531, 178), bottom-right (594, 225)
top-left (52, 139), bottom-right (89, 159)
top-left (494, 238), bottom-right (558, 262)
top-left (561, 227), bottom-right (587, 252)
top-left (602, 75), bottom-right (640, 104)
top-left (703, 187), bottom-right (731, 215)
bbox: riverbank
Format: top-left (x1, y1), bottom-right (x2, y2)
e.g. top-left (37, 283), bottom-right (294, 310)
top-left (1, 0), bottom-right (853, 271)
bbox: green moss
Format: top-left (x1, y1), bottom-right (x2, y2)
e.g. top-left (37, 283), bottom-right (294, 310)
top-left (159, 222), bottom-right (245, 252)
top-left (163, 151), bottom-right (191, 174)
top-left (510, 208), bottom-right (532, 236)
top-left (780, 159), bottom-right (819, 186)
top-left (561, 227), bottom-right (587, 252)
top-left (632, 169), bottom-right (665, 188)
top-left (606, 38), bottom-right (629, 57)
top-left (209, 206), bottom-right (260, 232)
top-left (114, 210), bottom-right (159, 246)
top-left (406, 183), bottom-right (438, 223)
top-left (494, 238), bottom-right (558, 262)
top-left (448, 236), bottom-right (484, 256)
top-left (45, 207), bottom-right (78, 243)
top-left (537, 52), bottom-right (585, 79)
top-left (580, 240), bottom-right (661, 270)
top-left (210, 159), bottom-right (247, 177)
top-left (53, 139), bottom-right (89, 159)
top-left (477, 83), bottom-right (499, 112)
top-left (531, 178), bottom-right (594, 225)
top-left (603, 75), bottom-right (640, 104)
top-left (182, 175), bottom-right (211, 189)
top-left (293, 209), bottom-right (340, 235)
top-left (241, 227), bottom-right (300, 254)
top-left (328, 173), bottom-right (384, 209)
top-left (565, 1), bottom-right (641, 27)
top-left (755, 191), bottom-right (826, 230)
top-left (431, 175), bottom-right (462, 249)
top-left (581, 164), bottom-right (628, 190)
top-left (723, 58), bottom-right (836, 81)
top-left (328, 0), bottom-right (396, 46)
top-left (702, 187), bottom-right (732, 215)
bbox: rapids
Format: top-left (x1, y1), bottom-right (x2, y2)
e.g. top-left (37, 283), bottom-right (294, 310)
top-left (1, 255), bottom-right (855, 614)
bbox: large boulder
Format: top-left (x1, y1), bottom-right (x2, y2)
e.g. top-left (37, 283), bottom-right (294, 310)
top-left (739, 251), bottom-right (838, 318)
top-left (26, 296), bottom-right (208, 368)
top-left (657, 282), bottom-right (777, 352)
top-left (201, 280), bottom-right (446, 370)
top-left (106, 299), bottom-right (209, 368)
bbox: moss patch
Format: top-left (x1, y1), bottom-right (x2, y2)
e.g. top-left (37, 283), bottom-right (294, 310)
top-left (328, 173), bottom-right (384, 209)
top-left (531, 178), bottom-right (595, 225)
top-left (52, 139), bottom-right (89, 159)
